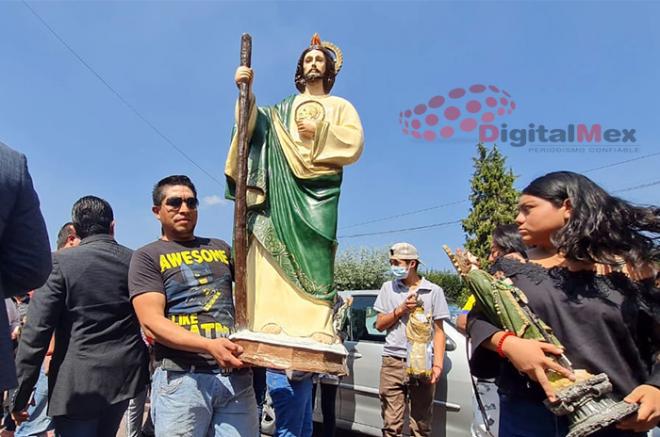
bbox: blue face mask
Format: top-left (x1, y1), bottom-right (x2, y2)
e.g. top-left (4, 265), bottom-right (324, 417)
top-left (391, 265), bottom-right (409, 279)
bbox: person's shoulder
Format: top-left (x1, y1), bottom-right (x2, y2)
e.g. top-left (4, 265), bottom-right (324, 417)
top-left (199, 237), bottom-right (230, 250)
top-left (489, 254), bottom-right (530, 276)
top-left (0, 142), bottom-right (23, 163)
top-left (423, 278), bottom-right (443, 292)
top-left (131, 239), bottom-right (169, 259)
top-left (378, 280), bottom-right (395, 293)
top-left (136, 239), bottom-right (167, 251)
top-left (0, 142), bottom-right (26, 185)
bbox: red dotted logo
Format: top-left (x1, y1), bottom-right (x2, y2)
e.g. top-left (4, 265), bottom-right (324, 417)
top-left (400, 84), bottom-right (516, 141)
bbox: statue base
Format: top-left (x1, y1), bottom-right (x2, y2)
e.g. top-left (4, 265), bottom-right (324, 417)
top-left (230, 330), bottom-right (348, 376)
top-left (545, 373), bottom-right (638, 437)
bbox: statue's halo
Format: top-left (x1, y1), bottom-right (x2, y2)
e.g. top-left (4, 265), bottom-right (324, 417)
top-left (321, 40), bottom-right (343, 73)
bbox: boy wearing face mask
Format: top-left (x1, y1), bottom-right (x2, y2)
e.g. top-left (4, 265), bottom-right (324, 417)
top-left (373, 243), bottom-right (450, 437)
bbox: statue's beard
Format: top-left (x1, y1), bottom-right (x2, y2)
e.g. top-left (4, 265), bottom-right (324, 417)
top-left (304, 70), bottom-right (323, 83)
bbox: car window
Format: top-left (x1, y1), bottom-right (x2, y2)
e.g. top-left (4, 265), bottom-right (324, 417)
top-left (348, 295), bottom-right (386, 343)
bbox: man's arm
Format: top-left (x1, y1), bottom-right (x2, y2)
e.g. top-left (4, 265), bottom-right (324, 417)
top-left (132, 292), bottom-right (243, 368)
top-left (0, 154), bottom-right (51, 297)
top-left (375, 294), bottom-right (417, 332)
top-left (12, 257), bottom-right (66, 415)
top-left (431, 319), bottom-right (446, 384)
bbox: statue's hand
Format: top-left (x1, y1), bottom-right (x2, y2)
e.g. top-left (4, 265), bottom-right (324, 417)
top-left (297, 119), bottom-right (317, 140)
top-left (235, 66), bottom-right (253, 88)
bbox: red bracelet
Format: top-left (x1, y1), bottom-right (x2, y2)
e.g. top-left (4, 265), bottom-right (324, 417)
top-left (497, 331), bottom-right (516, 358)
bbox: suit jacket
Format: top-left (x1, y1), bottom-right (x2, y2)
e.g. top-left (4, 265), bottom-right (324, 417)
top-left (0, 141), bottom-right (51, 390)
top-left (13, 234), bottom-right (149, 417)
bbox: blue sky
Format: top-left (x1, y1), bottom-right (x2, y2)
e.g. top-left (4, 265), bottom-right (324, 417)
top-left (1, 1), bottom-right (658, 270)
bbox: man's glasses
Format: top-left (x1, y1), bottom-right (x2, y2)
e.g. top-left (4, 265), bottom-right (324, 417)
top-left (164, 196), bottom-right (199, 210)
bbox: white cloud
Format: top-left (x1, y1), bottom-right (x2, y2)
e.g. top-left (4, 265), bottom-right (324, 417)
top-left (202, 195), bottom-right (227, 207)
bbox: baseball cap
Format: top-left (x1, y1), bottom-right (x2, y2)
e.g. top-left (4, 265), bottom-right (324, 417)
top-left (389, 242), bottom-right (421, 261)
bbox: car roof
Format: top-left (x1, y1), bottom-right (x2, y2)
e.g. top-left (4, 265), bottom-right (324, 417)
top-left (339, 290), bottom-right (378, 297)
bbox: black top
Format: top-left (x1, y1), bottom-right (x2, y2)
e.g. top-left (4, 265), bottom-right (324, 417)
top-left (13, 235), bottom-right (149, 416)
top-left (468, 257), bottom-right (660, 401)
top-left (128, 237), bottom-right (234, 370)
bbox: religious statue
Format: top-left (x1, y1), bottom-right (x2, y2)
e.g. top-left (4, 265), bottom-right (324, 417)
top-left (405, 305), bottom-right (434, 380)
top-left (443, 246), bottom-right (638, 437)
top-left (225, 34), bottom-right (364, 374)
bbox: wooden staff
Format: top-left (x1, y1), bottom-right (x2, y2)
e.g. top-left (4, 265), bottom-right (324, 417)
top-left (233, 33), bottom-right (252, 329)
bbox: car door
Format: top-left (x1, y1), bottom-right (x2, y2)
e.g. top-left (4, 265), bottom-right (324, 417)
top-left (338, 293), bottom-right (386, 434)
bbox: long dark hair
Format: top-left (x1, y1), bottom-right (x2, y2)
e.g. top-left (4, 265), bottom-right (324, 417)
top-left (522, 171), bottom-right (660, 266)
top-left (294, 46), bottom-right (337, 94)
top-left (492, 224), bottom-right (528, 259)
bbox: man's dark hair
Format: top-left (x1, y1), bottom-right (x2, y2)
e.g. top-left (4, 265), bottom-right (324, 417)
top-left (71, 196), bottom-right (114, 239)
top-left (294, 46), bottom-right (337, 94)
top-left (56, 222), bottom-right (75, 250)
top-left (152, 175), bottom-right (197, 206)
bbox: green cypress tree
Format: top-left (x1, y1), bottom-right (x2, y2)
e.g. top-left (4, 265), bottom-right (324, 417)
top-left (462, 144), bottom-right (519, 264)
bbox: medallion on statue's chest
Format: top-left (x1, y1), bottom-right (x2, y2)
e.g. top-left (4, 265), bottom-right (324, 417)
top-left (295, 100), bottom-right (326, 123)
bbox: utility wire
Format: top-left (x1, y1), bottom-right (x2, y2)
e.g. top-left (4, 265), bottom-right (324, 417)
top-left (338, 179), bottom-right (659, 239)
top-left (582, 151), bottom-right (660, 174)
top-left (340, 152), bottom-right (660, 230)
top-left (612, 179), bottom-right (660, 194)
top-left (22, 1), bottom-right (224, 187)
top-left (339, 200), bottom-right (468, 230)
top-left (338, 220), bottom-right (462, 239)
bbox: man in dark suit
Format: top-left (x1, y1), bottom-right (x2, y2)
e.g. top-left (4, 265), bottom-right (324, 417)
top-left (12, 196), bottom-right (148, 437)
top-left (0, 141), bottom-right (52, 392)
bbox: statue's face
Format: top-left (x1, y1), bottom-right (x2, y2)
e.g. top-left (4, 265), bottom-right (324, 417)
top-left (303, 49), bottom-right (326, 82)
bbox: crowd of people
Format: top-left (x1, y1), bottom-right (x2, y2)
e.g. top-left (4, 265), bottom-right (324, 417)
top-left (1, 41), bottom-right (659, 436)
top-left (1, 141), bottom-right (659, 437)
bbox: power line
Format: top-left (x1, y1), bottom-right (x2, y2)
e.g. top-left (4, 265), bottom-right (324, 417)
top-left (338, 220), bottom-right (462, 239)
top-left (582, 151), bottom-right (660, 174)
top-left (340, 152), bottom-right (660, 230)
top-left (339, 199), bottom-right (468, 230)
top-left (612, 179), bottom-right (660, 194)
top-left (337, 176), bottom-right (660, 240)
top-left (22, 1), bottom-right (224, 187)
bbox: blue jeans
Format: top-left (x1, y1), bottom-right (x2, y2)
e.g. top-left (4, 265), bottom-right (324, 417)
top-left (266, 370), bottom-right (313, 437)
top-left (52, 399), bottom-right (128, 437)
top-left (499, 394), bottom-right (642, 437)
top-left (15, 368), bottom-right (54, 437)
top-left (151, 367), bottom-right (258, 437)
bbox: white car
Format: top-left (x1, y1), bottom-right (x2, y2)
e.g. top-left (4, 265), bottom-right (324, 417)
top-left (262, 290), bottom-right (475, 436)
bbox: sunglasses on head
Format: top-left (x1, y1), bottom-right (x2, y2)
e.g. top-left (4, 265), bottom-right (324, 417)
top-left (164, 196), bottom-right (199, 209)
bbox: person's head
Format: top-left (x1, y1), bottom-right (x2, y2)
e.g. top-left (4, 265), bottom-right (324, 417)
top-left (56, 222), bottom-right (80, 250)
top-left (389, 242), bottom-right (421, 280)
top-left (489, 224), bottom-right (527, 262)
top-left (517, 171), bottom-right (659, 265)
top-left (71, 196), bottom-right (114, 240)
top-left (151, 175), bottom-right (198, 241)
top-left (294, 46), bottom-right (337, 94)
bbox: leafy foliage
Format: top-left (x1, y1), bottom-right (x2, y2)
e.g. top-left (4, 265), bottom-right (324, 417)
top-left (333, 247), bottom-right (389, 291)
top-left (422, 269), bottom-right (470, 306)
top-left (462, 143), bottom-right (519, 264)
top-left (334, 247), bottom-right (467, 306)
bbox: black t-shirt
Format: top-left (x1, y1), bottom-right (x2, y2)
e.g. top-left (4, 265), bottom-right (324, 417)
top-left (468, 257), bottom-right (660, 404)
top-left (129, 237), bottom-right (234, 369)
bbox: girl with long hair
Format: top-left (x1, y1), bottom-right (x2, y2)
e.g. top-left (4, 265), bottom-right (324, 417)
top-left (468, 171), bottom-right (660, 437)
